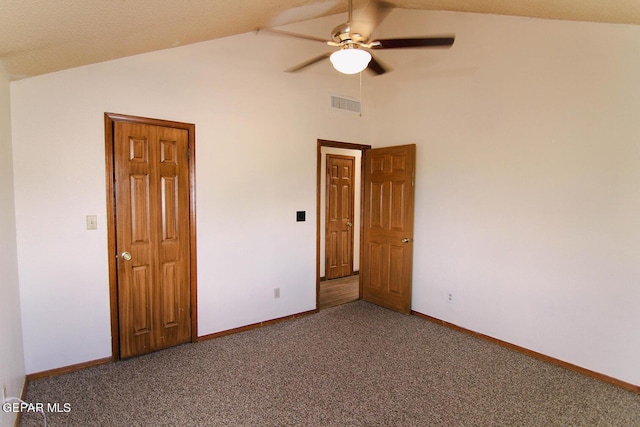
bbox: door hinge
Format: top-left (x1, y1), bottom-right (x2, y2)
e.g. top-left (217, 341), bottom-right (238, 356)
top-left (187, 146), bottom-right (191, 160)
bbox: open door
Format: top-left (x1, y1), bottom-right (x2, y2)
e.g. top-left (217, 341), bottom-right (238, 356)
top-left (362, 144), bottom-right (416, 314)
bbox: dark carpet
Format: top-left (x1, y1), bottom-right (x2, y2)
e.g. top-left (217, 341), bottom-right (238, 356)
top-left (20, 301), bottom-right (640, 426)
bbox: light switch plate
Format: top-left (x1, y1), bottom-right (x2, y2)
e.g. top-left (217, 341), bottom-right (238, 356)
top-left (86, 215), bottom-right (98, 230)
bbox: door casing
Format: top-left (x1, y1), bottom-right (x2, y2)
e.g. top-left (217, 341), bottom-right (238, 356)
top-left (105, 112), bottom-right (198, 360)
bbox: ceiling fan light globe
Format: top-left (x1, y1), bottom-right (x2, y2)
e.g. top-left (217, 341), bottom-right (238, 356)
top-left (330, 49), bottom-right (372, 74)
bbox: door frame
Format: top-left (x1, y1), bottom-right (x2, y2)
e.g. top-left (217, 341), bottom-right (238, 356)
top-left (104, 112), bottom-right (198, 361)
top-left (316, 139), bottom-right (371, 310)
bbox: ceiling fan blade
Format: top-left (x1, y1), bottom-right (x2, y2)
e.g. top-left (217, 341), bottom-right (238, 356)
top-left (351, 0), bottom-right (393, 40)
top-left (258, 28), bottom-right (330, 44)
top-left (370, 37), bottom-right (455, 49)
top-left (366, 55), bottom-right (388, 75)
top-left (286, 52), bottom-right (332, 72)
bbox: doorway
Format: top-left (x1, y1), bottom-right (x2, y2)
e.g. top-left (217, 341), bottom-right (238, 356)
top-left (317, 141), bottom-right (416, 314)
top-left (317, 140), bottom-right (370, 310)
top-left (105, 113), bottom-right (198, 360)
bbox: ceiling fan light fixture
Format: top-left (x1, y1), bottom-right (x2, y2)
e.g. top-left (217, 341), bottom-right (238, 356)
top-left (330, 48), bottom-right (371, 74)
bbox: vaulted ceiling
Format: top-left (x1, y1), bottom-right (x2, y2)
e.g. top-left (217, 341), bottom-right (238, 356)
top-left (1, 0), bottom-right (639, 80)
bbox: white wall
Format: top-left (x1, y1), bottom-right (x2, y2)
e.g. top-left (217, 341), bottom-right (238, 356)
top-left (9, 8), bottom-right (640, 388)
top-left (371, 10), bottom-right (640, 386)
top-left (0, 62), bottom-right (25, 427)
top-left (10, 13), bottom-right (373, 374)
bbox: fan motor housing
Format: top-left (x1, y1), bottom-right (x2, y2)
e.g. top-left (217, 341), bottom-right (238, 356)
top-left (331, 23), bottom-right (367, 44)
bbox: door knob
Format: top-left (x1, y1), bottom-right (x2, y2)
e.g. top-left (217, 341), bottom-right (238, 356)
top-left (401, 238), bottom-right (412, 244)
top-left (346, 222), bottom-right (353, 227)
top-left (121, 251), bottom-right (132, 261)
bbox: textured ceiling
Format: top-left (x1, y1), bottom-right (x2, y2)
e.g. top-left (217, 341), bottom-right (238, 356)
top-left (1, 0), bottom-right (639, 80)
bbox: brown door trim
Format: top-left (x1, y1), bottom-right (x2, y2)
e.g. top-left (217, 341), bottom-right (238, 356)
top-left (316, 139), bottom-right (371, 310)
top-left (104, 112), bottom-right (198, 361)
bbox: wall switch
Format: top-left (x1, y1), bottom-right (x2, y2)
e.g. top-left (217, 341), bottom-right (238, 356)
top-left (296, 211), bottom-right (306, 222)
top-left (86, 215), bottom-right (98, 230)
top-left (274, 288), bottom-right (280, 299)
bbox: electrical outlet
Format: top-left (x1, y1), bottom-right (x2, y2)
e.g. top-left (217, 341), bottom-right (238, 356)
top-left (274, 288), bottom-right (280, 299)
top-left (447, 291), bottom-right (454, 304)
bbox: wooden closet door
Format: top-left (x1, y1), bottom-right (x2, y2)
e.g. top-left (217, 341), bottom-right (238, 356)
top-left (114, 121), bottom-right (191, 359)
top-left (326, 155), bottom-right (355, 280)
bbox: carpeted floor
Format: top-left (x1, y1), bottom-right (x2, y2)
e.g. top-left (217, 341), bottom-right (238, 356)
top-left (20, 301), bottom-right (640, 426)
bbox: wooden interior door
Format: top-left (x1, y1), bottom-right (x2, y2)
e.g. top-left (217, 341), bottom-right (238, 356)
top-left (113, 120), bottom-right (192, 359)
top-left (362, 144), bottom-right (416, 314)
top-left (326, 154), bottom-right (355, 280)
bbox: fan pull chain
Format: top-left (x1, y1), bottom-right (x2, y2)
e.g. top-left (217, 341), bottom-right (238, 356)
top-left (359, 71), bottom-right (362, 117)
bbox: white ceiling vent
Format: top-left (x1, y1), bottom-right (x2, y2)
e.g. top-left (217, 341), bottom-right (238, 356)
top-left (330, 95), bottom-right (361, 114)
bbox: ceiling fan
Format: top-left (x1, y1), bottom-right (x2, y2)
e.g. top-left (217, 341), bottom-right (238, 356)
top-left (260, 0), bottom-right (455, 75)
